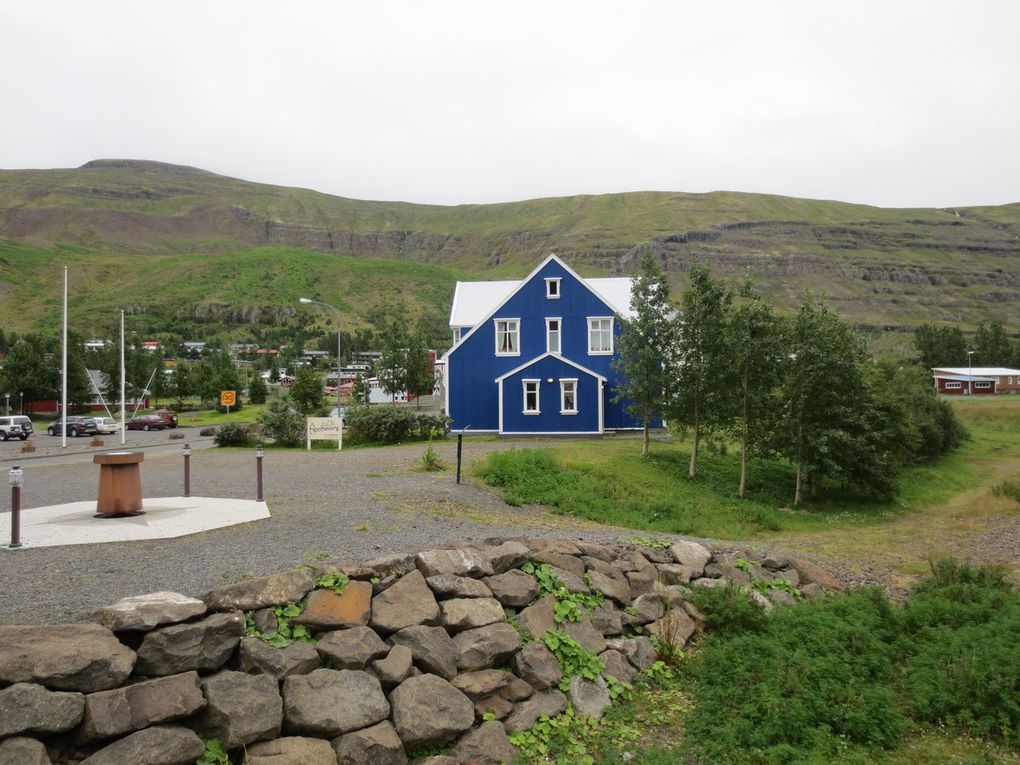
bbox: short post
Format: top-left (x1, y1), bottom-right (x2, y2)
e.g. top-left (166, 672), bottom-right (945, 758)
top-left (456, 433), bottom-right (463, 485)
top-left (182, 442), bottom-right (192, 498)
top-left (8, 465), bottom-right (24, 549)
top-left (255, 444), bottom-right (264, 502)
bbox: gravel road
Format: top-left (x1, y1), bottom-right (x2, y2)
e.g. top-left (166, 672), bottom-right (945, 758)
top-left (0, 439), bottom-right (640, 624)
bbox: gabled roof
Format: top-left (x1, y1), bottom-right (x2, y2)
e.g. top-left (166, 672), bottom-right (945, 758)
top-left (935, 373), bottom-right (997, 382)
top-left (932, 366), bottom-right (1020, 377)
top-left (448, 254), bottom-right (636, 328)
top-left (494, 352), bottom-right (606, 383)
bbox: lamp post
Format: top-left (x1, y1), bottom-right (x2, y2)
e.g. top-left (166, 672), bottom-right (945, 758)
top-left (298, 297), bottom-right (342, 425)
top-left (4, 393), bottom-right (8, 416)
top-left (18, 392), bottom-right (23, 415)
top-left (967, 350), bottom-right (975, 396)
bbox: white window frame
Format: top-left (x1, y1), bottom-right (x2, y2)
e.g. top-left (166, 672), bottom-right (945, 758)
top-left (1009, 377), bottom-right (1014, 385)
top-left (494, 319), bottom-right (520, 356)
top-left (975, 381), bottom-right (992, 389)
top-left (945, 381), bottom-right (961, 389)
top-left (560, 378), bottom-right (578, 414)
top-left (522, 379), bottom-right (540, 414)
top-left (545, 278), bottom-right (561, 299)
top-left (546, 317), bottom-right (562, 354)
top-left (587, 317), bottom-right (614, 355)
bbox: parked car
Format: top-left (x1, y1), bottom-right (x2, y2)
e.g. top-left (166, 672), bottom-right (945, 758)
top-left (0, 415), bottom-right (33, 441)
top-left (153, 409), bottom-right (179, 428)
top-left (126, 415), bottom-right (166, 431)
top-left (94, 417), bottom-right (121, 435)
top-left (47, 416), bottom-right (100, 437)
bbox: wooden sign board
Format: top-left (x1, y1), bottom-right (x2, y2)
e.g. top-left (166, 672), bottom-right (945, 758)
top-left (307, 417), bottom-right (343, 450)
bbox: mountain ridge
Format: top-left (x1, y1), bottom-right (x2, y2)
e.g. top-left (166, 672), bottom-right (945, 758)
top-left (2, 160), bottom-right (1019, 344)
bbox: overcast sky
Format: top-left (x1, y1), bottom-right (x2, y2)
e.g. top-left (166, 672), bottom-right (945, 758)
top-left (2, 1), bottom-right (1018, 208)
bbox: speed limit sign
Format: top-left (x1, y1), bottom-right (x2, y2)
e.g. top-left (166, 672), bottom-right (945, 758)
top-left (220, 390), bottom-right (236, 407)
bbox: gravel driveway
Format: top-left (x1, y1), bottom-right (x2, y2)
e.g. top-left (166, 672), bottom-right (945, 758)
top-left (0, 439), bottom-right (634, 624)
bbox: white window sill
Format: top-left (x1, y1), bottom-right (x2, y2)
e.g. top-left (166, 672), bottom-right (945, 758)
top-left (523, 410), bottom-right (541, 415)
top-left (588, 350), bottom-right (613, 356)
top-left (560, 410), bottom-right (578, 415)
top-left (496, 352), bottom-right (521, 357)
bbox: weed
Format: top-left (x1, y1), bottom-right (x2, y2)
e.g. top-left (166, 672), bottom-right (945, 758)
top-left (417, 446), bottom-right (447, 471)
top-left (990, 477), bottom-right (1020, 502)
top-left (315, 572), bottom-right (350, 594)
top-left (544, 630), bottom-right (605, 691)
top-left (197, 738), bottom-right (229, 765)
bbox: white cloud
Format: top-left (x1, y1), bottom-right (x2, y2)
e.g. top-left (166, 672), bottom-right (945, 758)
top-left (1, 0), bottom-right (1017, 207)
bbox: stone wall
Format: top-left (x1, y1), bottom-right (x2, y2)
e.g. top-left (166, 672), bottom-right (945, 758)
top-left (0, 537), bottom-right (842, 765)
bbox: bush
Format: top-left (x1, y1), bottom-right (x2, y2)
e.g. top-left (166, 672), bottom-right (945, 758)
top-left (344, 406), bottom-right (450, 445)
top-left (213, 423), bottom-right (252, 447)
top-left (686, 584), bottom-right (769, 640)
top-left (684, 588), bottom-right (905, 763)
top-left (259, 398), bottom-right (305, 447)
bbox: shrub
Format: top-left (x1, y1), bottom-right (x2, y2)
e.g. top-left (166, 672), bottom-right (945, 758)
top-left (259, 398), bottom-right (305, 447)
top-left (685, 584), bottom-right (769, 639)
top-left (417, 446), bottom-right (446, 471)
top-left (684, 588), bottom-right (905, 763)
top-left (213, 423), bottom-right (252, 447)
top-left (344, 406), bottom-right (450, 445)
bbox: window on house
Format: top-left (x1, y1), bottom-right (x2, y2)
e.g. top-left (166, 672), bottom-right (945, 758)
top-left (946, 381), bottom-right (961, 389)
top-left (547, 318), bottom-right (561, 354)
top-left (523, 380), bottom-right (540, 414)
top-left (588, 317), bottom-right (613, 354)
top-left (975, 381), bottom-right (992, 389)
top-left (1009, 377), bottom-right (1014, 385)
top-left (546, 278), bottom-right (561, 299)
top-left (495, 319), bottom-right (520, 355)
top-left (560, 379), bottom-right (577, 414)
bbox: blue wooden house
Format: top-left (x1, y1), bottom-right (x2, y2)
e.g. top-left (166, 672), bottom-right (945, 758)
top-left (442, 254), bottom-right (647, 435)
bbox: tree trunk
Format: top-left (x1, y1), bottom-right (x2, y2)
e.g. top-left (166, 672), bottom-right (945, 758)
top-left (688, 400), bottom-right (700, 478)
top-left (794, 461), bottom-right (802, 506)
top-left (642, 416), bottom-right (649, 457)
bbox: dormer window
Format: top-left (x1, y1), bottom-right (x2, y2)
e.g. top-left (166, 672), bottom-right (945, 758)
top-left (545, 278), bottom-right (561, 299)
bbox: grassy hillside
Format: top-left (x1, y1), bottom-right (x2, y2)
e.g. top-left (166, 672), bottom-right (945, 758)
top-left (2, 159), bottom-right (1019, 340)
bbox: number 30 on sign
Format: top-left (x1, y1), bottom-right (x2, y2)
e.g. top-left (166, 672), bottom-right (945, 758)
top-left (220, 390), bottom-right (236, 407)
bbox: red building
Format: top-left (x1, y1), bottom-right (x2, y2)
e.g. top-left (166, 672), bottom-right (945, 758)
top-left (931, 366), bottom-right (1020, 395)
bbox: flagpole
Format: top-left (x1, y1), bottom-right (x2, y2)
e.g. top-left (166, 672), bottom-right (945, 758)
top-left (61, 266), bottom-right (68, 449)
top-left (120, 310), bottom-right (126, 445)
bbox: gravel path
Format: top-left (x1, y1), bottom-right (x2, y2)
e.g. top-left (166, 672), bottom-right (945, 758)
top-left (3, 436), bottom-right (1017, 624)
top-left (0, 439), bottom-right (636, 624)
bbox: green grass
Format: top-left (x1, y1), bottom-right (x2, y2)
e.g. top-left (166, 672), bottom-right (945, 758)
top-left (473, 398), bottom-right (1020, 542)
top-left (177, 405), bottom-right (267, 427)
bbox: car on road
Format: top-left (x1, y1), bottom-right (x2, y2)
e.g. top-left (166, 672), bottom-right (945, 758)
top-left (47, 416), bottom-right (100, 437)
top-left (94, 417), bottom-right (121, 434)
top-left (153, 409), bottom-right (179, 428)
top-left (126, 414), bottom-right (167, 431)
top-left (0, 415), bottom-right (33, 441)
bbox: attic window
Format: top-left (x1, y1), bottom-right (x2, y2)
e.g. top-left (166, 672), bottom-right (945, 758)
top-left (545, 278), bottom-right (561, 299)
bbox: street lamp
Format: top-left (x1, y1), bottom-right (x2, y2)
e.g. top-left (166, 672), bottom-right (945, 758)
top-left (4, 393), bottom-right (8, 416)
top-left (298, 297), bottom-right (342, 420)
top-left (967, 350), bottom-right (975, 396)
top-left (18, 392), bottom-right (22, 415)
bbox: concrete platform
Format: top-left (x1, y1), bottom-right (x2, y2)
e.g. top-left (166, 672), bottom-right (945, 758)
top-left (1, 497), bottom-right (270, 549)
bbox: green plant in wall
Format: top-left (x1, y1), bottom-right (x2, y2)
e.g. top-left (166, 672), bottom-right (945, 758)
top-left (197, 738), bottom-right (229, 765)
top-left (315, 572), bottom-right (350, 594)
top-left (521, 561), bottom-right (605, 623)
top-left (544, 630), bottom-right (605, 692)
top-left (244, 601), bottom-right (314, 648)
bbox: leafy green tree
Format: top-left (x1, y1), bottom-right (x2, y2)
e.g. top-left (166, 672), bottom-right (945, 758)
top-left (777, 297), bottom-right (895, 504)
top-left (612, 252), bottom-right (672, 457)
top-left (665, 264), bottom-right (733, 478)
top-left (258, 397), bottom-right (305, 446)
top-left (351, 373), bottom-right (370, 405)
top-left (974, 321), bottom-right (1012, 367)
top-left (247, 373), bottom-right (269, 405)
top-left (377, 324), bottom-right (409, 402)
top-left (290, 366), bottom-right (324, 414)
top-left (726, 281), bottom-right (785, 497)
top-left (0, 335), bottom-right (58, 415)
top-left (404, 334), bottom-right (435, 409)
top-left (913, 323), bottom-right (967, 369)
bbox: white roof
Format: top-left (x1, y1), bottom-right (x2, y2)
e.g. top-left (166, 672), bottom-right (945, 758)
top-left (932, 367), bottom-right (1020, 377)
top-left (449, 276), bottom-right (635, 328)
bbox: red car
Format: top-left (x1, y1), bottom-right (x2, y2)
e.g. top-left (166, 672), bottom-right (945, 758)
top-left (126, 415), bottom-right (166, 431)
top-left (153, 409), bottom-right (179, 428)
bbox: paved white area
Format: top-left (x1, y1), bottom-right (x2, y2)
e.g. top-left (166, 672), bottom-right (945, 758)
top-left (1, 497), bottom-right (270, 549)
